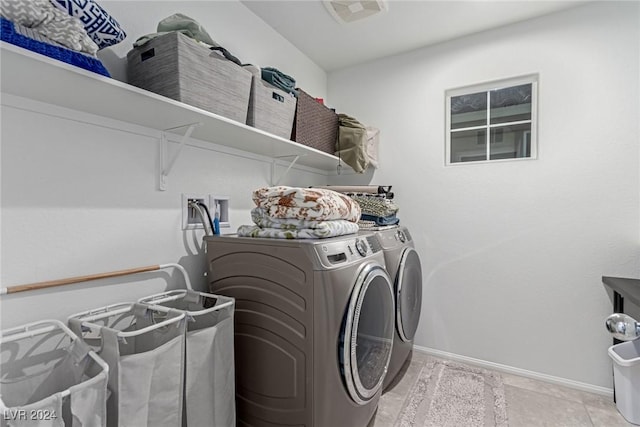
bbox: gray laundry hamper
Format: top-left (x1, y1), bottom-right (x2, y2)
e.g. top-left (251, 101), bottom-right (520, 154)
top-left (0, 320), bottom-right (109, 427)
top-left (68, 303), bottom-right (187, 427)
top-left (138, 290), bottom-right (235, 427)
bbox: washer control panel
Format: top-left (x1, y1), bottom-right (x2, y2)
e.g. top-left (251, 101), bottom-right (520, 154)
top-left (354, 238), bottom-right (369, 257)
top-left (316, 237), bottom-right (373, 267)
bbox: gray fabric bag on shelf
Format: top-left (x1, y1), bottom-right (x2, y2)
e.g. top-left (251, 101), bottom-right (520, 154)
top-left (335, 113), bottom-right (369, 173)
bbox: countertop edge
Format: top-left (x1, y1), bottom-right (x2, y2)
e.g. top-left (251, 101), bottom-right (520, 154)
top-left (602, 276), bottom-right (640, 308)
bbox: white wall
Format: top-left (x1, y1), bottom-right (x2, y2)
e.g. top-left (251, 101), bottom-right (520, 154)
top-left (3, 0), bottom-right (638, 393)
top-left (0, 1), bottom-right (328, 328)
top-left (328, 2), bottom-right (639, 389)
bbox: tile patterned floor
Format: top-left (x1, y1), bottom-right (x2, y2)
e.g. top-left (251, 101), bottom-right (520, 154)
top-left (369, 351), bottom-right (633, 427)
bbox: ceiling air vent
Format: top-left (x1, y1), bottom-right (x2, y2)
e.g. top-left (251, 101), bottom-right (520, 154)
top-left (323, 0), bottom-right (388, 24)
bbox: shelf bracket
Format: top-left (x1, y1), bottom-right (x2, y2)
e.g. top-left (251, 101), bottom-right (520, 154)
top-left (158, 122), bottom-right (202, 191)
top-left (270, 155), bottom-right (304, 186)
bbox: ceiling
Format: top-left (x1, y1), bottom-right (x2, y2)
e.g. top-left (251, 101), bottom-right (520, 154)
top-left (241, 0), bottom-right (590, 71)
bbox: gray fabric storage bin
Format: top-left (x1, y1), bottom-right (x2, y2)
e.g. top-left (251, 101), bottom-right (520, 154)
top-left (127, 32), bottom-right (252, 123)
top-left (244, 66), bottom-right (297, 139)
top-left (291, 88), bottom-right (339, 155)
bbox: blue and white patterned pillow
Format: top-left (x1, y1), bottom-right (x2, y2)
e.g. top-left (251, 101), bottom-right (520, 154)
top-left (51, 0), bottom-right (126, 49)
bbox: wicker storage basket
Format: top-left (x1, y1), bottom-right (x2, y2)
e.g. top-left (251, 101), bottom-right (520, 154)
top-left (245, 68), bottom-right (297, 139)
top-left (291, 89), bottom-right (339, 154)
top-left (127, 32), bottom-right (252, 123)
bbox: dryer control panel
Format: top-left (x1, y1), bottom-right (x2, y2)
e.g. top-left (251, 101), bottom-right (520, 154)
top-left (376, 226), bottom-right (413, 250)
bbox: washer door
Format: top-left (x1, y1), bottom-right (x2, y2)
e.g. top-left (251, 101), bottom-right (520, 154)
top-left (396, 247), bottom-right (422, 342)
top-left (342, 263), bottom-right (394, 405)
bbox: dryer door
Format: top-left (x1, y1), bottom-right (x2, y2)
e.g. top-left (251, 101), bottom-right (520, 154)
top-left (396, 247), bottom-right (422, 342)
top-left (342, 263), bottom-right (394, 405)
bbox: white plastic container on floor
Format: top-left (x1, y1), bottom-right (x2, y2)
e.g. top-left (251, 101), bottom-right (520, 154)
top-left (608, 339), bottom-right (640, 425)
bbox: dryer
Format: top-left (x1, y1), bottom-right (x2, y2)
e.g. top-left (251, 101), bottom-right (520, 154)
top-left (204, 233), bottom-right (395, 427)
top-left (372, 226), bottom-right (423, 390)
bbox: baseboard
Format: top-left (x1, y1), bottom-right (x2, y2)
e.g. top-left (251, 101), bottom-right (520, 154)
top-left (413, 344), bottom-right (613, 398)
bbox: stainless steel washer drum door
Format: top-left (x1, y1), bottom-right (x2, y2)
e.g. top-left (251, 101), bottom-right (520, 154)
top-left (342, 263), bottom-right (394, 405)
top-left (397, 247), bottom-right (422, 342)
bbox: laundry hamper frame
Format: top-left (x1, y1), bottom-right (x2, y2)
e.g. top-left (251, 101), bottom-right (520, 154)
top-left (68, 302), bottom-right (187, 427)
top-left (0, 319), bottom-right (109, 426)
top-left (138, 289), bottom-right (236, 427)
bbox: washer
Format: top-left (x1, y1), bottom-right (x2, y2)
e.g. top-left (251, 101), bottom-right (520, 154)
top-left (371, 226), bottom-right (423, 390)
top-left (204, 233), bottom-right (395, 427)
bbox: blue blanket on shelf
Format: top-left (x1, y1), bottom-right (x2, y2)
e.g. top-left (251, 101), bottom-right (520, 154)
top-left (0, 16), bottom-right (111, 77)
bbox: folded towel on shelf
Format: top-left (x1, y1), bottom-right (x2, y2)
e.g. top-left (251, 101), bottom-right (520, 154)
top-left (50, 0), bottom-right (126, 50)
top-left (357, 221), bottom-right (399, 231)
top-left (357, 219), bottom-right (379, 229)
top-left (261, 67), bottom-right (297, 97)
top-left (253, 186), bottom-right (361, 223)
top-left (1, 0), bottom-right (99, 55)
top-left (0, 17), bottom-right (111, 77)
top-left (347, 193), bottom-right (399, 218)
top-left (237, 222), bottom-right (359, 239)
top-left (361, 213), bottom-right (400, 226)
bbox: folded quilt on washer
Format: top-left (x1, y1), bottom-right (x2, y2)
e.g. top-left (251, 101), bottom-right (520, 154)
top-left (251, 207), bottom-right (358, 231)
top-left (237, 222), bottom-right (359, 239)
top-left (253, 186), bottom-right (361, 223)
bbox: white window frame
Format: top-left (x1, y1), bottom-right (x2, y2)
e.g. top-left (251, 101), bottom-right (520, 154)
top-left (445, 74), bottom-right (538, 166)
